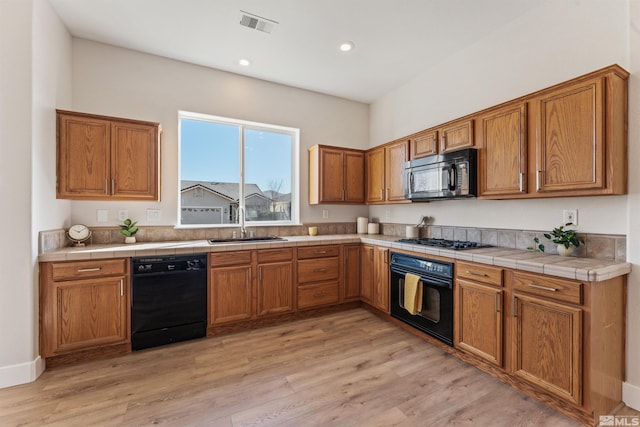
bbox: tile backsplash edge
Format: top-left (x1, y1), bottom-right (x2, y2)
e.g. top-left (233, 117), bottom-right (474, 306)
top-left (39, 222), bottom-right (627, 262)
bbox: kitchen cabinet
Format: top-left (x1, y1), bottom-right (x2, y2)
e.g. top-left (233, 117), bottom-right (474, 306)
top-left (210, 249), bottom-right (294, 324)
top-left (296, 245), bottom-right (340, 309)
top-left (365, 139), bottom-right (409, 204)
top-left (40, 259), bottom-right (129, 358)
top-left (454, 262), bottom-right (504, 367)
top-left (360, 244), bottom-right (389, 312)
top-left (477, 103), bottom-right (528, 197)
top-left (342, 244), bottom-right (361, 302)
top-left (477, 65), bottom-right (628, 199)
top-left (256, 249), bottom-right (294, 317)
top-left (439, 118), bottom-right (474, 153)
top-left (56, 110), bottom-right (161, 201)
top-left (410, 130), bottom-right (438, 159)
top-left (308, 145), bottom-right (365, 204)
top-left (209, 252), bottom-right (253, 325)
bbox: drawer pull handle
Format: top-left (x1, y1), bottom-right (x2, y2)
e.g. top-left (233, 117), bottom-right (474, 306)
top-left (77, 267), bottom-right (101, 273)
top-left (527, 283), bottom-right (557, 292)
top-left (313, 268), bottom-right (327, 273)
top-left (466, 270), bottom-right (488, 277)
top-left (314, 291), bottom-right (328, 298)
top-left (314, 251), bottom-right (327, 254)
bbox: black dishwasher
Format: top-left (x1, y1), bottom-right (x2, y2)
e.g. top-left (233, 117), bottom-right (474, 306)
top-left (131, 254), bottom-right (207, 351)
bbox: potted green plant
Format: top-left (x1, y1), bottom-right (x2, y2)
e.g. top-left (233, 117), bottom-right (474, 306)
top-left (544, 223), bottom-right (584, 256)
top-left (120, 218), bottom-right (138, 244)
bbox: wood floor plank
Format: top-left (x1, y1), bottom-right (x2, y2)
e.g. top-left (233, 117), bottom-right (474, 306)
top-left (1, 308), bottom-right (636, 426)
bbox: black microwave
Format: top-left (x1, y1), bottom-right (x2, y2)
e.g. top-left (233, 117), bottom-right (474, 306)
top-left (404, 148), bottom-right (477, 201)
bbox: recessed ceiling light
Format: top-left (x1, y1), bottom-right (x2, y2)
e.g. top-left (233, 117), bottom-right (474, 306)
top-left (238, 58), bottom-right (251, 66)
top-left (339, 41), bottom-right (355, 52)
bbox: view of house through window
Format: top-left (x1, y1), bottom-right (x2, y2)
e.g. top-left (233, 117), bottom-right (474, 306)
top-left (179, 111), bottom-right (299, 226)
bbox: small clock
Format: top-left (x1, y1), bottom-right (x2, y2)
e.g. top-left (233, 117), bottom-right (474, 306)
top-left (66, 224), bottom-right (92, 247)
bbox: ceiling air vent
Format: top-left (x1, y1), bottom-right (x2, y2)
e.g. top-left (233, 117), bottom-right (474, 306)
top-left (239, 10), bottom-right (278, 34)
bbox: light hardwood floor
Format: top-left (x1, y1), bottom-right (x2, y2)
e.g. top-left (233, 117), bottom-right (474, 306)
top-left (1, 309), bottom-right (635, 426)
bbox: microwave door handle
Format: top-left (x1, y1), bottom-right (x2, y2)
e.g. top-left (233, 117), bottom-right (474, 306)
top-left (449, 164), bottom-right (457, 191)
top-left (409, 171), bottom-right (414, 192)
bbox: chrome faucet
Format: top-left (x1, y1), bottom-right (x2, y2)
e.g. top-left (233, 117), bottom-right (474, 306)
top-left (238, 207), bottom-right (247, 238)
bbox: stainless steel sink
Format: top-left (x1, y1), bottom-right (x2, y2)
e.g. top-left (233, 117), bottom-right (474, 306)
top-left (208, 236), bottom-right (287, 244)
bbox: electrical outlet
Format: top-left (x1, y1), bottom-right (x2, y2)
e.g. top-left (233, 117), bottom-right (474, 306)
top-left (563, 209), bottom-right (578, 226)
top-left (322, 209), bottom-right (329, 219)
top-left (147, 209), bottom-right (161, 222)
top-left (118, 210), bottom-right (129, 221)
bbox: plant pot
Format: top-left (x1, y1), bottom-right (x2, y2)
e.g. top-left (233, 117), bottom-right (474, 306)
top-left (557, 244), bottom-right (574, 257)
top-left (124, 236), bottom-right (136, 244)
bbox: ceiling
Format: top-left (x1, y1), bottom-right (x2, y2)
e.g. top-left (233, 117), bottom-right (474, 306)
top-left (48, 0), bottom-right (541, 104)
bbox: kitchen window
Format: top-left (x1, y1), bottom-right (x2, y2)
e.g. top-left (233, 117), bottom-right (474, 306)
top-left (178, 111), bottom-right (299, 227)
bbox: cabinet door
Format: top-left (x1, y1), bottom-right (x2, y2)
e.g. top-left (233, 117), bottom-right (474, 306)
top-left (360, 245), bottom-right (374, 302)
top-left (52, 276), bottom-right (128, 355)
top-left (455, 280), bottom-right (502, 366)
top-left (343, 245), bottom-right (360, 301)
top-left (512, 293), bottom-right (582, 404)
top-left (344, 151), bottom-right (365, 203)
top-left (57, 113), bottom-right (111, 198)
top-left (385, 140), bottom-right (409, 201)
top-left (536, 77), bottom-right (604, 193)
top-left (209, 265), bottom-right (253, 325)
top-left (411, 130), bottom-right (438, 159)
top-left (372, 247), bottom-right (389, 312)
top-left (478, 104), bottom-right (528, 197)
top-left (440, 119), bottom-right (474, 153)
top-left (257, 262), bottom-right (293, 316)
top-left (365, 147), bottom-right (385, 203)
top-left (111, 121), bottom-right (159, 200)
top-left (317, 148), bottom-right (345, 202)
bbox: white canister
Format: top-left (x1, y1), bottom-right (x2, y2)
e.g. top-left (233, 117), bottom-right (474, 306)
top-left (367, 223), bottom-right (379, 234)
top-left (406, 225), bottom-right (419, 238)
top-left (357, 217), bottom-right (369, 234)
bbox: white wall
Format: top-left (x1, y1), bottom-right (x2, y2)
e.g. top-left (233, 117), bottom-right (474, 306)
top-left (68, 40), bottom-right (370, 227)
top-left (369, 0), bottom-right (640, 408)
top-left (0, 0), bottom-right (71, 388)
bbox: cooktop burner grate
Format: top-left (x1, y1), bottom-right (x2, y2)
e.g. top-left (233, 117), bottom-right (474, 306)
top-left (396, 238), bottom-right (493, 250)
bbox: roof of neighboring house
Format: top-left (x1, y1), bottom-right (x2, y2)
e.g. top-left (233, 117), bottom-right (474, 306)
top-left (181, 181), bottom-right (264, 201)
top-left (263, 190), bottom-right (291, 203)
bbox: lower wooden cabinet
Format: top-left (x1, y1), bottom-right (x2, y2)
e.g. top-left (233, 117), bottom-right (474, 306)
top-left (512, 292), bottom-right (582, 405)
top-left (209, 249), bottom-right (294, 325)
top-left (296, 245), bottom-right (340, 309)
top-left (360, 244), bottom-right (389, 313)
top-left (455, 261), bottom-right (504, 366)
top-left (343, 244), bottom-right (361, 301)
top-left (40, 259), bottom-right (129, 358)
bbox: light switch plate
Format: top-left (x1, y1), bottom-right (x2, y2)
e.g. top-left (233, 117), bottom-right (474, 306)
top-left (96, 210), bottom-right (108, 223)
top-left (147, 209), bottom-right (161, 222)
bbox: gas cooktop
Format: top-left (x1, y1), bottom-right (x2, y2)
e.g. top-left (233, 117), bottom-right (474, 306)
top-left (396, 238), bottom-right (493, 250)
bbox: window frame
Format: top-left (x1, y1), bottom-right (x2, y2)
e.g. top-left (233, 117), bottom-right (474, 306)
top-left (177, 110), bottom-right (300, 228)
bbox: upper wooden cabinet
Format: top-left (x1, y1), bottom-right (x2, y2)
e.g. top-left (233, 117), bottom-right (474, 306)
top-left (477, 103), bottom-right (528, 197)
top-left (410, 130), bottom-right (438, 159)
top-left (477, 65), bottom-right (628, 199)
top-left (439, 118), bottom-right (474, 153)
top-left (56, 110), bottom-right (161, 201)
top-left (309, 145), bottom-right (364, 204)
top-left (365, 139), bottom-right (409, 204)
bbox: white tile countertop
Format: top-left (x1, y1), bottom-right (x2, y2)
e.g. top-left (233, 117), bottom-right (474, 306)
top-left (39, 234), bottom-right (631, 282)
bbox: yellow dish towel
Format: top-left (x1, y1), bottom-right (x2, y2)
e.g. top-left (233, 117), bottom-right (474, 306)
top-left (404, 273), bottom-right (423, 315)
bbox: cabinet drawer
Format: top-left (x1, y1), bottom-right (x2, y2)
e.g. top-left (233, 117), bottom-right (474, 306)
top-left (257, 248), bottom-right (293, 264)
top-left (297, 282), bottom-right (340, 309)
top-left (210, 251), bottom-right (252, 267)
top-left (51, 259), bottom-right (127, 281)
top-left (456, 262), bottom-right (503, 287)
top-left (297, 258), bottom-right (339, 283)
top-left (512, 271), bottom-right (582, 305)
top-left (297, 245), bottom-right (340, 259)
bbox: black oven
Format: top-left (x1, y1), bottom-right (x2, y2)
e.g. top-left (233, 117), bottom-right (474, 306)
top-left (390, 252), bottom-right (453, 345)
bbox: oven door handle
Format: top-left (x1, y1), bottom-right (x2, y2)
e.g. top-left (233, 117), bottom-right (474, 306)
top-left (390, 265), bottom-right (453, 289)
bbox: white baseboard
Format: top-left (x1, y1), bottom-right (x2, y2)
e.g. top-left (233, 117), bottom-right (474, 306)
top-left (624, 381), bottom-right (640, 411)
top-left (0, 356), bottom-right (45, 389)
